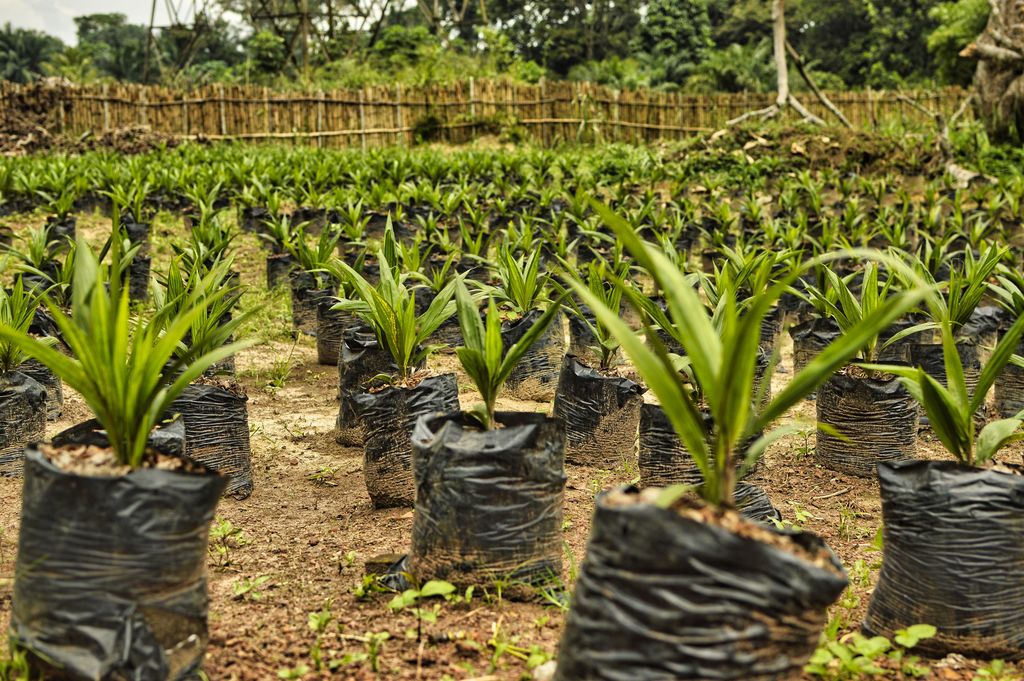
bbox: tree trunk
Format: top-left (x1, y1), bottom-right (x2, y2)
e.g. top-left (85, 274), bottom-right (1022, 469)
top-left (773, 0), bottom-right (789, 108)
top-left (967, 0), bottom-right (1024, 143)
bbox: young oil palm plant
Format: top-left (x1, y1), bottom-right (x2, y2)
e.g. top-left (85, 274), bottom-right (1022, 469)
top-left (0, 234), bottom-right (252, 468)
top-left (0, 276), bottom-right (52, 475)
top-left (551, 257), bottom-right (646, 469)
top-left (327, 247), bottom-right (459, 508)
top-left (573, 203), bottom-right (928, 507)
top-left (453, 277), bottom-right (563, 430)
top-left (555, 257), bottom-right (630, 372)
top-left (798, 263), bottom-right (930, 477)
top-left (3, 235), bottom-right (250, 681)
top-left (328, 248), bottom-right (456, 386)
top-left (407, 277), bottom-right (568, 589)
top-left (553, 205), bottom-right (929, 681)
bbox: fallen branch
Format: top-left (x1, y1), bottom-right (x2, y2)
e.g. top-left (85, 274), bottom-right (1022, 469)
top-left (813, 488), bottom-right (851, 500)
top-left (786, 40), bottom-right (852, 127)
top-left (726, 105), bottom-right (779, 127)
top-left (787, 94), bottom-right (826, 126)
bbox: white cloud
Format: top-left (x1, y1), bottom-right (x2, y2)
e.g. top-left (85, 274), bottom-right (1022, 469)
top-left (1, 0), bottom-right (174, 44)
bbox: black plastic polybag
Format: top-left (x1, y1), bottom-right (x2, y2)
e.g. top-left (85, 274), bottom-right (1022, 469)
top-left (864, 460), bottom-right (1024, 660)
top-left (169, 382), bottom-right (254, 499)
top-left (637, 402), bottom-right (760, 487)
top-left (734, 482), bottom-right (782, 524)
top-left (0, 372), bottom-right (47, 476)
top-left (266, 252), bottom-right (296, 289)
top-left (9, 426), bottom-right (224, 680)
top-left (128, 254), bottom-right (151, 302)
top-left (316, 300), bottom-right (357, 366)
top-left (552, 355), bottom-right (644, 467)
top-left (239, 206), bottom-right (270, 233)
top-left (409, 412), bottom-right (566, 587)
top-left (911, 340), bottom-right (980, 398)
top-left (789, 317), bottom-right (840, 376)
top-left (553, 488), bottom-right (848, 681)
top-left (354, 373), bottom-right (460, 508)
top-left (18, 358), bottom-right (62, 421)
top-left (816, 371), bottom-right (918, 477)
top-left (501, 310), bottom-right (565, 401)
top-left (289, 272), bottom-right (333, 337)
top-left (335, 331), bottom-right (399, 446)
top-left (996, 339), bottom-right (1024, 418)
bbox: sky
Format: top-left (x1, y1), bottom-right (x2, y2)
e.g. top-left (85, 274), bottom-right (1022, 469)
top-left (0, 0), bottom-right (176, 45)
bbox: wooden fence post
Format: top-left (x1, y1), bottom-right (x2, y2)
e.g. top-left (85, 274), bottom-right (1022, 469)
top-left (138, 88), bottom-right (147, 127)
top-left (218, 84), bottom-right (227, 137)
top-left (358, 89), bottom-right (367, 152)
top-left (101, 83), bottom-right (110, 131)
top-left (182, 91), bottom-right (189, 137)
top-left (264, 87), bottom-right (271, 134)
top-left (395, 84), bottom-right (404, 146)
top-left (613, 89), bottom-right (621, 143)
top-left (316, 89), bottom-right (324, 148)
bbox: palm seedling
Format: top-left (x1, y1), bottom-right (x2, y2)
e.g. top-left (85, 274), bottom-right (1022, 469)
top-left (452, 277), bottom-right (563, 430)
top-left (0, 235), bottom-right (252, 467)
top-left (556, 258), bottom-right (631, 372)
top-left (863, 311), bottom-right (1024, 468)
top-left (0, 277), bottom-right (52, 380)
top-left (490, 244), bottom-right (550, 318)
top-left (573, 203), bottom-right (929, 507)
top-left (153, 257), bottom-right (250, 368)
top-left (287, 222), bottom-right (342, 290)
top-left (327, 247), bottom-right (456, 385)
top-left (796, 263), bottom-right (927, 365)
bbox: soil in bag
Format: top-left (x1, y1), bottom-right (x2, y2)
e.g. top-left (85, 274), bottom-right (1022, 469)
top-left (0, 371), bottom-right (47, 476)
top-left (815, 368), bottom-right (918, 478)
top-left (552, 355), bottom-right (644, 468)
top-left (9, 421), bottom-right (224, 681)
top-left (336, 331), bottom-right (399, 446)
top-left (409, 412), bottom-right (567, 590)
top-left (501, 310), bottom-right (566, 401)
top-left (169, 378), bottom-right (254, 499)
top-left (354, 374), bottom-right (460, 508)
top-left (864, 460), bottom-right (1024, 660)
top-left (553, 487), bottom-right (848, 681)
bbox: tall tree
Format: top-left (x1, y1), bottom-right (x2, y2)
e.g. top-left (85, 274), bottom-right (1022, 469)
top-left (75, 14), bottom-right (148, 82)
top-left (964, 0), bottom-right (1023, 143)
top-left (635, 0), bottom-right (713, 85)
top-left (0, 23), bottom-right (63, 84)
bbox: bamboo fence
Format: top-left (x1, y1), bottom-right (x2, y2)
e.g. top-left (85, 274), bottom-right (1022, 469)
top-left (1, 79), bottom-right (966, 148)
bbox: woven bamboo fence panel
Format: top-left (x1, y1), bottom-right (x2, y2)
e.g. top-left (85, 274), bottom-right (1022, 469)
top-left (1, 80), bottom-right (966, 148)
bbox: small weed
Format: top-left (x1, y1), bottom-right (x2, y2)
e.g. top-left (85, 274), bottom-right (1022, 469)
top-left (805, 624), bottom-right (937, 679)
top-left (974, 660), bottom-right (1021, 681)
top-left (388, 579), bottom-right (457, 641)
top-left (209, 517), bottom-right (248, 568)
top-left (307, 466), bottom-right (338, 487)
top-left (232, 575), bottom-right (271, 601)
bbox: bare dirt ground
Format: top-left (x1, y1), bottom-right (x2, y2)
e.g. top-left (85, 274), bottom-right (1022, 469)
top-left (0, 210), bottom-right (1020, 681)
